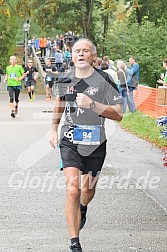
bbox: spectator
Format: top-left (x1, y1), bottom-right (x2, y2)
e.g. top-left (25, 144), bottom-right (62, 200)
top-left (59, 34), bottom-right (64, 50)
top-left (117, 60), bottom-right (128, 113)
top-left (103, 55), bottom-right (116, 70)
top-left (127, 56), bottom-right (140, 112)
top-left (55, 49), bottom-right (64, 71)
top-left (64, 47), bottom-right (71, 69)
top-left (50, 37), bottom-right (56, 57)
top-left (46, 37), bottom-right (51, 58)
top-left (39, 36), bottom-right (47, 58)
top-left (28, 36), bottom-right (35, 57)
top-left (101, 61), bottom-right (118, 84)
top-left (35, 37), bottom-right (40, 52)
top-left (94, 57), bottom-right (102, 69)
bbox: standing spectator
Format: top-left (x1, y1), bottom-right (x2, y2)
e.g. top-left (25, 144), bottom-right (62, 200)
top-left (49, 38), bottom-right (123, 252)
top-left (64, 31), bottom-right (73, 51)
top-left (127, 56), bottom-right (139, 112)
top-left (46, 37), bottom-right (51, 59)
top-left (94, 57), bottom-right (102, 69)
top-left (55, 49), bottom-right (64, 71)
top-left (24, 59), bottom-right (38, 101)
top-left (102, 55), bottom-right (116, 70)
top-left (117, 60), bottom-right (128, 113)
top-left (4, 56), bottom-right (25, 118)
top-left (64, 47), bottom-right (71, 69)
top-left (55, 35), bottom-right (60, 48)
top-left (35, 37), bottom-right (40, 52)
top-left (39, 36), bottom-right (47, 58)
top-left (101, 61), bottom-right (118, 84)
top-left (50, 37), bottom-right (56, 57)
top-left (28, 36), bottom-right (35, 57)
top-left (59, 34), bottom-right (64, 50)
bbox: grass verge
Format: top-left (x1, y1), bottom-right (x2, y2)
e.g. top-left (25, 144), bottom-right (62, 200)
top-left (120, 111), bottom-right (166, 148)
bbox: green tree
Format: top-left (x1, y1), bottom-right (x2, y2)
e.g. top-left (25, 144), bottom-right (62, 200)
top-left (104, 18), bottom-right (167, 87)
top-left (0, 1), bottom-right (18, 68)
top-left (125, 0), bottom-right (167, 24)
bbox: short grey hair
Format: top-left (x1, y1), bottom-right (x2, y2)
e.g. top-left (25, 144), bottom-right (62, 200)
top-left (72, 38), bottom-right (97, 54)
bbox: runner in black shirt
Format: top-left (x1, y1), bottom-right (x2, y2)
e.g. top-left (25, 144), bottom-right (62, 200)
top-left (43, 58), bottom-right (58, 102)
top-left (24, 60), bottom-right (38, 101)
top-left (49, 39), bottom-right (123, 252)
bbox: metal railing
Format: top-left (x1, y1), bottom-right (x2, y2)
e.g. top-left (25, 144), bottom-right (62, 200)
top-left (31, 46), bottom-right (44, 86)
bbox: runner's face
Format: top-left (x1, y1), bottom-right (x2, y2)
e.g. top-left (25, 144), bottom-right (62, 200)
top-left (72, 41), bottom-right (97, 69)
top-left (129, 57), bottom-right (134, 65)
top-left (10, 57), bottom-right (17, 66)
top-left (46, 60), bottom-right (51, 66)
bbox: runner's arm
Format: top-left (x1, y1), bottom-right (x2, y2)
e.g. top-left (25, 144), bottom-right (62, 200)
top-left (3, 74), bottom-right (8, 83)
top-left (49, 96), bottom-right (66, 148)
top-left (92, 102), bottom-right (123, 121)
top-left (76, 93), bottom-right (123, 121)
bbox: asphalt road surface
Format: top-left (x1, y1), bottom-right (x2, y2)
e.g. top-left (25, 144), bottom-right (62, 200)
top-left (0, 93), bottom-right (167, 252)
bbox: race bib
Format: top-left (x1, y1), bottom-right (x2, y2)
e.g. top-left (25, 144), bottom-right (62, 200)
top-left (73, 125), bottom-right (101, 145)
top-left (10, 73), bottom-right (17, 79)
top-left (46, 76), bottom-right (52, 81)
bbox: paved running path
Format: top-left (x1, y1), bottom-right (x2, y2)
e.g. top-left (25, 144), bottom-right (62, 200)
top-left (0, 93), bottom-right (167, 252)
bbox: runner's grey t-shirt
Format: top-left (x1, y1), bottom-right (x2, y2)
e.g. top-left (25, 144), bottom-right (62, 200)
top-left (57, 68), bottom-right (122, 154)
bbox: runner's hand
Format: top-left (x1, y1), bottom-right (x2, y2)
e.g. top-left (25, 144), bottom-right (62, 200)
top-left (49, 131), bottom-right (58, 149)
top-left (76, 93), bottom-right (92, 108)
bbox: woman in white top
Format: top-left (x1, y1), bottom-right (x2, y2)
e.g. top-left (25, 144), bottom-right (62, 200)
top-left (117, 60), bottom-right (128, 113)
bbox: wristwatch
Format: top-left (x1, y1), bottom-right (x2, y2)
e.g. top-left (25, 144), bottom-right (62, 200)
top-left (90, 100), bottom-right (96, 110)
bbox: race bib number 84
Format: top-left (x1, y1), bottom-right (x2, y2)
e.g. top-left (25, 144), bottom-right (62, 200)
top-left (73, 125), bottom-right (100, 145)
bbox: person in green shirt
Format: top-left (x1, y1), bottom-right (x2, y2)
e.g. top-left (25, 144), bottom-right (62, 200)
top-left (4, 56), bottom-right (25, 118)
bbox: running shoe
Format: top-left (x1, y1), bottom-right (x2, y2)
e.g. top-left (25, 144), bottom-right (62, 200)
top-left (11, 111), bottom-right (15, 118)
top-left (30, 98), bottom-right (33, 102)
top-left (45, 97), bottom-right (49, 102)
top-left (68, 244), bottom-right (82, 252)
top-left (14, 106), bottom-right (18, 115)
top-left (80, 204), bottom-right (87, 230)
top-left (32, 94), bottom-right (35, 100)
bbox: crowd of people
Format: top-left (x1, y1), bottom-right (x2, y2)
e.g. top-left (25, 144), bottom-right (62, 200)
top-left (1, 34), bottom-right (141, 120)
top-left (28, 32), bottom-right (77, 66)
top-left (2, 45), bottom-right (140, 118)
top-left (94, 54), bottom-right (140, 113)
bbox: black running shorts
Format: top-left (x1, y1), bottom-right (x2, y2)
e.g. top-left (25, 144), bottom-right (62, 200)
top-left (26, 80), bottom-right (36, 87)
top-left (59, 138), bottom-right (106, 177)
top-left (45, 80), bottom-right (54, 88)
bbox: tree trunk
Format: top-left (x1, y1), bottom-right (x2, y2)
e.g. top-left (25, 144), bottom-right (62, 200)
top-left (80, 0), bottom-right (94, 39)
